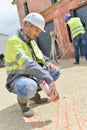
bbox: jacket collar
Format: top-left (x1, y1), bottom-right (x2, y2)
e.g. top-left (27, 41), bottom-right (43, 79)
top-left (17, 29), bottom-right (31, 45)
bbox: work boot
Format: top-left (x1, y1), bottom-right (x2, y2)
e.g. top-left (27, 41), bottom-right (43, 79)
top-left (74, 62), bottom-right (79, 64)
top-left (17, 95), bottom-right (34, 117)
top-left (30, 92), bottom-right (48, 104)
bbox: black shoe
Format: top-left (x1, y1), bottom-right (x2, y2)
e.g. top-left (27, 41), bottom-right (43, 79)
top-left (30, 92), bottom-right (48, 104)
top-left (74, 62), bottom-right (79, 64)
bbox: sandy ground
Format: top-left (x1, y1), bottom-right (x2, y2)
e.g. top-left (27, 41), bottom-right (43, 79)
top-left (0, 57), bottom-right (87, 130)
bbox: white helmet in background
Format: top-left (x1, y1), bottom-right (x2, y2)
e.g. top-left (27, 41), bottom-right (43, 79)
top-left (23, 12), bottom-right (46, 32)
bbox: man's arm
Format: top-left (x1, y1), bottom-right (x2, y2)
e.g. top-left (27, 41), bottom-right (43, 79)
top-left (66, 24), bottom-right (72, 43)
top-left (81, 20), bottom-right (85, 27)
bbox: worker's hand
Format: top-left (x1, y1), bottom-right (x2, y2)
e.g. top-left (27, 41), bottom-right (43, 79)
top-left (48, 81), bottom-right (60, 101)
top-left (47, 63), bottom-right (56, 72)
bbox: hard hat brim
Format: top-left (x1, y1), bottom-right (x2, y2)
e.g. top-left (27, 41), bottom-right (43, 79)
top-left (41, 28), bottom-right (46, 32)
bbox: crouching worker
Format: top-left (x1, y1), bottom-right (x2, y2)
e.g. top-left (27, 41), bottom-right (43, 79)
top-left (5, 12), bottom-right (60, 117)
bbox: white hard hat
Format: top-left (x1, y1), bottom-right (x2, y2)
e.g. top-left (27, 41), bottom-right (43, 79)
top-left (23, 12), bottom-right (46, 32)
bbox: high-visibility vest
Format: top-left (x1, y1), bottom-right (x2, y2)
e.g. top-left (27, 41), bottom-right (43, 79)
top-left (30, 40), bottom-right (45, 64)
top-left (67, 17), bottom-right (85, 38)
top-left (5, 34), bottom-right (45, 73)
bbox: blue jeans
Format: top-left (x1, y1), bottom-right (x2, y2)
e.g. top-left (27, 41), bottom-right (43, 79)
top-left (13, 68), bottom-right (60, 99)
top-left (73, 33), bottom-right (87, 63)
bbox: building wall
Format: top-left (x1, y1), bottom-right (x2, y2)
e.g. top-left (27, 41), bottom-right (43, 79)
top-left (0, 34), bottom-right (8, 54)
top-left (17, 0), bottom-right (87, 58)
top-left (17, 0), bottom-right (51, 27)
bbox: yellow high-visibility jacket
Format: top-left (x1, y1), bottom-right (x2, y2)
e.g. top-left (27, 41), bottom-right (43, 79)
top-left (67, 17), bottom-right (85, 38)
top-left (5, 34), bottom-right (46, 73)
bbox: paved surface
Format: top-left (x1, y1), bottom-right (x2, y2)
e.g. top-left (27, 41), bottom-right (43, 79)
top-left (0, 58), bottom-right (87, 130)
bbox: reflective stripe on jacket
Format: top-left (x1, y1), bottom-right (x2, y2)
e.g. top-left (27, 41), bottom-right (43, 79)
top-left (67, 17), bottom-right (85, 38)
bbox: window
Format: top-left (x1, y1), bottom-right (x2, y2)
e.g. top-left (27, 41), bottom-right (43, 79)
top-left (24, 2), bottom-right (29, 16)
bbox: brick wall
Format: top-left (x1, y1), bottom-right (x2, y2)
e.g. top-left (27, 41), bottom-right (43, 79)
top-left (17, 0), bottom-right (87, 58)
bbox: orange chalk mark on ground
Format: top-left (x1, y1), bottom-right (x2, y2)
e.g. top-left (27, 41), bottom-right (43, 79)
top-left (55, 101), bottom-right (60, 129)
top-left (73, 99), bottom-right (87, 130)
top-left (73, 99), bottom-right (82, 130)
top-left (23, 117), bottom-right (48, 130)
top-left (64, 100), bottom-right (71, 130)
top-left (23, 98), bottom-right (87, 130)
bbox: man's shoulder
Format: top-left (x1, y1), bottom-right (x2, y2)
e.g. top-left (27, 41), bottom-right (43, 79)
top-left (8, 34), bottom-right (24, 44)
top-left (9, 34), bottom-right (18, 40)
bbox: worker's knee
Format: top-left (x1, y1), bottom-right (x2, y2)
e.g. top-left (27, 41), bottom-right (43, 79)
top-left (13, 77), bottom-right (38, 99)
top-left (50, 68), bottom-right (60, 80)
top-left (22, 82), bottom-right (38, 99)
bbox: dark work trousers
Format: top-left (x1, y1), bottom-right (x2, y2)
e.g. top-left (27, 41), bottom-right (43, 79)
top-left (73, 33), bottom-right (87, 63)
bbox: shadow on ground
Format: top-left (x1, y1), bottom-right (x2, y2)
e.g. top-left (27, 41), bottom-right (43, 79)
top-left (55, 58), bottom-right (87, 69)
top-left (0, 103), bottom-right (52, 130)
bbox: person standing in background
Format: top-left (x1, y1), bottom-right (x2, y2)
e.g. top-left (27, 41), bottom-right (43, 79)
top-left (64, 14), bottom-right (87, 64)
